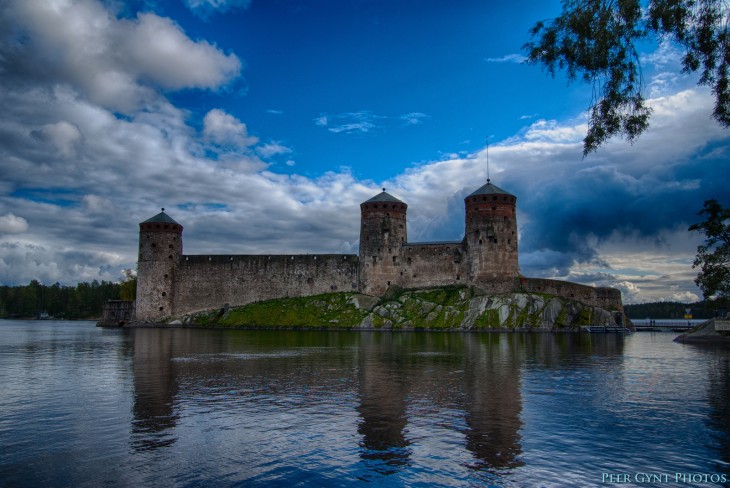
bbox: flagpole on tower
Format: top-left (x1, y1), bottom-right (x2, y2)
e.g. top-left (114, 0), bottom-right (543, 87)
top-left (485, 135), bottom-right (491, 184)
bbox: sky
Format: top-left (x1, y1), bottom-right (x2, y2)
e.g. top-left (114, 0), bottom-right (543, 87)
top-left (0, 0), bottom-right (728, 304)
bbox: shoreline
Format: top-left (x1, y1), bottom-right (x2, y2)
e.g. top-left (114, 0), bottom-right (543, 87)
top-left (98, 320), bottom-right (624, 334)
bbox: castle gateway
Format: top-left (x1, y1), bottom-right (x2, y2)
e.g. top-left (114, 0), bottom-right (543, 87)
top-left (135, 180), bottom-right (622, 322)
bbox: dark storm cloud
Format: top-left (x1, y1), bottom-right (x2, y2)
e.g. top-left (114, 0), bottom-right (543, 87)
top-left (517, 141), bottom-right (729, 277)
top-left (385, 89), bottom-right (729, 301)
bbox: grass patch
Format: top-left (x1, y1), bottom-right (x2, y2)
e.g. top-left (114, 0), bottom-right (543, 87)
top-left (191, 292), bottom-right (368, 329)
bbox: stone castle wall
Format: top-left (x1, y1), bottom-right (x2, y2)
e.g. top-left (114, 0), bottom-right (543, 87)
top-left (98, 300), bottom-right (135, 326)
top-left (513, 277), bottom-right (623, 311)
top-left (399, 242), bottom-right (467, 288)
top-left (171, 254), bottom-right (359, 317)
top-left (134, 184), bottom-right (624, 322)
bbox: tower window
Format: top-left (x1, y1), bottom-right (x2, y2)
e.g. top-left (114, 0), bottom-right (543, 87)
top-left (479, 239), bottom-right (483, 245)
top-left (151, 243), bottom-right (157, 248)
top-left (161, 292), bottom-right (166, 297)
top-left (392, 256), bottom-right (397, 263)
top-left (372, 256), bottom-right (377, 264)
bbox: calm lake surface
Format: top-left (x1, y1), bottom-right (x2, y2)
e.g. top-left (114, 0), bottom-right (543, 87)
top-left (1, 320), bottom-right (729, 487)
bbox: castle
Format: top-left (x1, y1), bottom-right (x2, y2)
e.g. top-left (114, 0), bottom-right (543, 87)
top-left (133, 180), bottom-right (623, 323)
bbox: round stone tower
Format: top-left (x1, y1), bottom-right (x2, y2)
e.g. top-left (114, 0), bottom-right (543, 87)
top-left (464, 180), bottom-right (518, 281)
top-left (359, 189), bottom-right (407, 295)
top-left (136, 209), bottom-right (183, 322)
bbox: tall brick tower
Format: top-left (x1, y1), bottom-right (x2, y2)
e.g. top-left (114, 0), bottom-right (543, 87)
top-left (136, 209), bottom-right (183, 321)
top-left (464, 180), bottom-right (518, 281)
top-left (359, 189), bottom-right (407, 295)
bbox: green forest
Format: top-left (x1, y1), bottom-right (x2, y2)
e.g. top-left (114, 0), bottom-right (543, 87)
top-left (624, 299), bottom-right (728, 320)
top-left (0, 278), bottom-right (136, 319)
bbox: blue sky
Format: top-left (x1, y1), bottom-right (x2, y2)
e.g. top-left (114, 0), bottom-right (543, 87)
top-left (0, 0), bottom-right (728, 304)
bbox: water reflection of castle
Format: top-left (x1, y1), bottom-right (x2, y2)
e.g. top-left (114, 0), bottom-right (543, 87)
top-left (128, 330), bottom-right (625, 474)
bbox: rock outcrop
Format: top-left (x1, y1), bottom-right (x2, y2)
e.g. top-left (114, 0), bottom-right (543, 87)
top-left (182, 286), bottom-right (626, 331)
top-left (674, 317), bottom-right (730, 343)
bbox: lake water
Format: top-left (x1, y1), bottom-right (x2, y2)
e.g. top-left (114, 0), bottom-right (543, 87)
top-left (1, 320), bottom-right (729, 487)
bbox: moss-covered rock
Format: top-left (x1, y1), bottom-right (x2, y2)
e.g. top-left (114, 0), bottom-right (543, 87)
top-left (179, 286), bottom-right (621, 331)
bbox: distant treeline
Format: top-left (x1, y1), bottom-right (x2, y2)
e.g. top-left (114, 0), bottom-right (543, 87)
top-left (0, 278), bottom-right (135, 319)
top-left (624, 299), bottom-right (729, 320)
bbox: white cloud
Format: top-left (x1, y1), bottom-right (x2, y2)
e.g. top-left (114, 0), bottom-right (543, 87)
top-left (184, 0), bottom-right (251, 17)
top-left (31, 121), bottom-right (83, 158)
top-left (319, 112), bottom-right (381, 134)
top-left (485, 53), bottom-right (526, 63)
top-left (0, 214), bottom-right (28, 234)
top-left (4, 0), bottom-right (241, 113)
top-left (117, 13), bottom-right (241, 90)
top-left (257, 142), bottom-right (292, 158)
top-left (315, 111), bottom-right (427, 134)
top-left (314, 115), bottom-right (328, 127)
top-left (521, 118), bottom-right (587, 144)
top-left (203, 109), bottom-right (259, 147)
top-left (401, 112), bottom-right (430, 125)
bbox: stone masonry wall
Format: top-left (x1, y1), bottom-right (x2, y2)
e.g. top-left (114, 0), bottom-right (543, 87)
top-left (172, 254), bottom-right (359, 317)
top-left (399, 242), bottom-right (467, 288)
top-left (513, 277), bottom-right (624, 312)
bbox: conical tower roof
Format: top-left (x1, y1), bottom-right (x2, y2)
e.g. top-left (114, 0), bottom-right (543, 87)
top-left (363, 189), bottom-right (406, 204)
top-left (466, 180), bottom-right (514, 198)
top-left (140, 208), bottom-right (180, 225)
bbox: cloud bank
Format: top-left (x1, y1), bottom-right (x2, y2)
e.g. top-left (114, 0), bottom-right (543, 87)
top-left (0, 0), bottom-right (727, 305)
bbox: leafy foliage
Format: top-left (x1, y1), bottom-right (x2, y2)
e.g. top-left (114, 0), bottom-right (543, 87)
top-left (524, 0), bottom-right (730, 155)
top-left (689, 199), bottom-right (730, 299)
top-left (119, 269), bottom-right (137, 301)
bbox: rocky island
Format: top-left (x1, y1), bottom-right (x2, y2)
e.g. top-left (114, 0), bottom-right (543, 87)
top-left (99, 180), bottom-right (627, 330)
